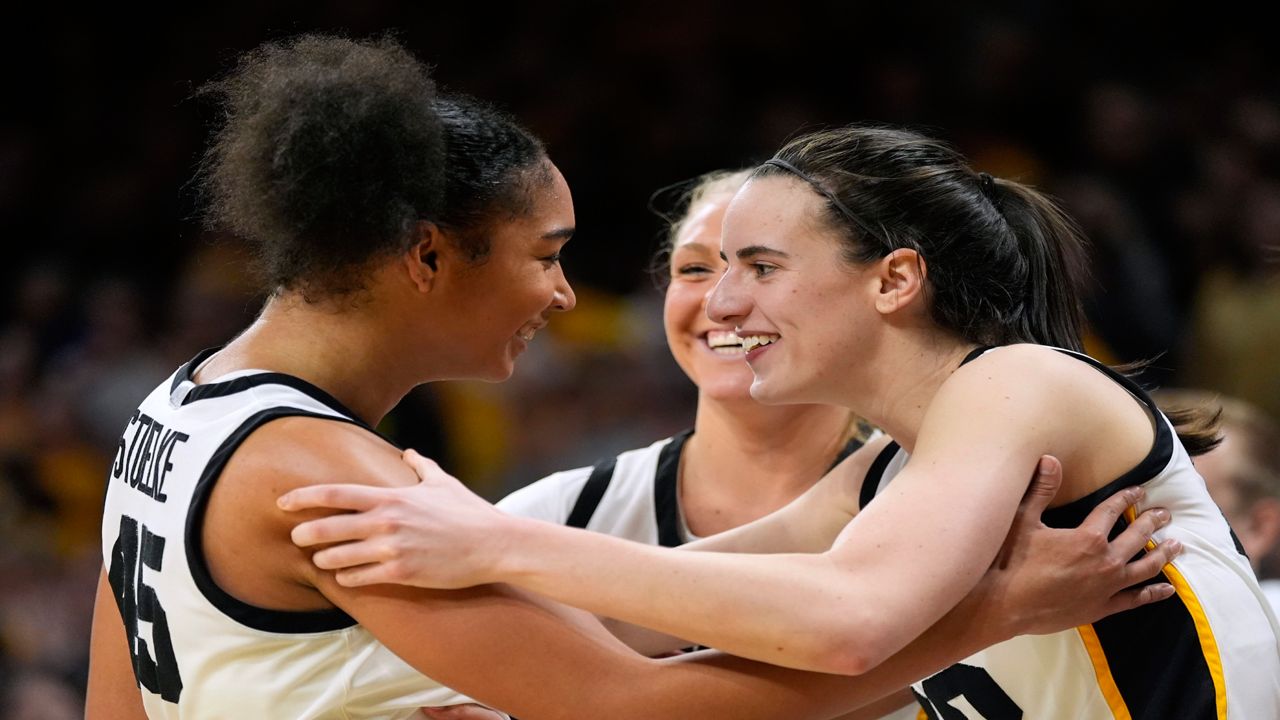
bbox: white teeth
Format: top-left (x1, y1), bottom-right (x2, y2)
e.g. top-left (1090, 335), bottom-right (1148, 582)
top-left (706, 330), bottom-right (742, 350)
top-left (740, 335), bottom-right (778, 353)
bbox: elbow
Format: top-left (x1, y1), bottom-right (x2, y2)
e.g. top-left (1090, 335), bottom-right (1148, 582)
top-left (806, 617), bottom-right (898, 676)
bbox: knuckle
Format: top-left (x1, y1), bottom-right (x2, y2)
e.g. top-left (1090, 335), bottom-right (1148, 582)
top-left (1081, 528), bottom-right (1108, 550)
top-left (384, 561), bottom-right (408, 582)
top-left (1099, 555), bottom-right (1125, 575)
top-left (380, 541), bottom-right (402, 561)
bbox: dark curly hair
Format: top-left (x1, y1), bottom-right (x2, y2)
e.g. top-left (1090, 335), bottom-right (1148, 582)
top-left (196, 34), bottom-right (446, 299)
top-left (434, 95), bottom-right (550, 263)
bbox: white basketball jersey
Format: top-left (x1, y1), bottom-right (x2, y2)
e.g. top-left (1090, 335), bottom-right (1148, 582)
top-left (499, 431), bottom-right (923, 720)
top-left (860, 348), bottom-right (1280, 719)
top-left (100, 350), bottom-right (482, 719)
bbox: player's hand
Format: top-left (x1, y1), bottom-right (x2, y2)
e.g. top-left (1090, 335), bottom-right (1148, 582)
top-left (967, 455), bottom-right (1182, 640)
top-left (420, 704), bottom-right (507, 720)
top-left (279, 450), bottom-right (511, 589)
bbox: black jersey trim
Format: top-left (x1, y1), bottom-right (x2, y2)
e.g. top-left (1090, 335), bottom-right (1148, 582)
top-left (1036, 349), bottom-right (1175, 529)
top-left (566, 457), bottom-right (618, 529)
top-left (860, 441), bottom-right (901, 510)
top-left (653, 429), bottom-right (693, 548)
top-left (185, 408), bottom-right (362, 634)
top-left (172, 348), bottom-right (371, 430)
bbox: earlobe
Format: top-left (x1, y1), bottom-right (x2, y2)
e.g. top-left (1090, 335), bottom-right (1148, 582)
top-left (404, 221), bottom-right (442, 293)
top-left (874, 249), bottom-right (926, 313)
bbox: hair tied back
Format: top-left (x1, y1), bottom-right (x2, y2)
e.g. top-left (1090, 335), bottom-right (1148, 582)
top-left (978, 172), bottom-right (1002, 210)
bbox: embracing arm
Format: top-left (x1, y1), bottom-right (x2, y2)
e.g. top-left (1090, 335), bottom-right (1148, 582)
top-left (250, 420), bottom-right (999, 719)
top-left (85, 568), bottom-right (149, 720)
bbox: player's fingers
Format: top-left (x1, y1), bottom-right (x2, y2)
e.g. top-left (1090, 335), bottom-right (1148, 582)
top-left (1016, 455), bottom-right (1064, 519)
top-left (333, 562), bottom-right (397, 588)
top-left (1106, 506), bottom-right (1172, 560)
top-left (1078, 486), bottom-right (1145, 537)
top-left (311, 540), bottom-right (396, 570)
top-left (1120, 539), bottom-right (1183, 586)
top-left (289, 513), bottom-right (385, 548)
top-left (1102, 582), bottom-right (1177, 617)
top-left (278, 483), bottom-right (387, 513)
top-left (402, 449), bottom-right (445, 481)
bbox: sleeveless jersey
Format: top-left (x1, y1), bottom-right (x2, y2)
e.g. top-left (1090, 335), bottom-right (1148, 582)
top-left (858, 347), bottom-right (1280, 719)
top-left (498, 431), bottom-right (923, 720)
top-left (100, 350), bottom-right (483, 719)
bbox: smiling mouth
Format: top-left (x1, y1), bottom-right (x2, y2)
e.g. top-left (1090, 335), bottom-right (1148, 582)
top-left (740, 334), bottom-right (779, 353)
top-left (705, 330), bottom-right (745, 356)
top-left (517, 323), bottom-right (546, 342)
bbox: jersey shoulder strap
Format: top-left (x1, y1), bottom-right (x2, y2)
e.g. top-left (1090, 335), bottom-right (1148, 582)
top-left (565, 456), bottom-right (617, 529)
top-left (859, 440), bottom-right (903, 510)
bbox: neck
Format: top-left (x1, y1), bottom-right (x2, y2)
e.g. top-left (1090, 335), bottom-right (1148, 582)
top-left (201, 292), bottom-right (419, 425)
top-left (841, 329), bottom-right (977, 453)
top-left (679, 393), bottom-right (852, 535)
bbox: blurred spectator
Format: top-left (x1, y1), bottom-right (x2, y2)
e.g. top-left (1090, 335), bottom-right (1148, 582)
top-left (1181, 179), bottom-right (1280, 419)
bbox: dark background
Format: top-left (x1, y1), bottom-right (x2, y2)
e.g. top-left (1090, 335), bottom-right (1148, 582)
top-left (2, 2), bottom-right (1278, 713)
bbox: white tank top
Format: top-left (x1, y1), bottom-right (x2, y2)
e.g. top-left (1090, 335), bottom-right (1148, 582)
top-left (101, 349), bottom-right (481, 719)
top-left (860, 347), bottom-right (1280, 719)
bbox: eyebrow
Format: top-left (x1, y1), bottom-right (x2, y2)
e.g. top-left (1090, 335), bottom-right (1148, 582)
top-left (543, 227), bottom-right (575, 241)
top-left (735, 244), bottom-right (790, 260)
top-left (673, 242), bottom-right (714, 256)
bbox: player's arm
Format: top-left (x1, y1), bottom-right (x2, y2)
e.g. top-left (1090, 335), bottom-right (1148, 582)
top-left (678, 435), bottom-right (887, 555)
top-left (283, 356), bottom-right (1179, 675)
top-left (85, 568), bottom-right (149, 720)
top-left (238, 419), bottom-right (949, 719)
top-left (598, 438), bottom-right (885, 654)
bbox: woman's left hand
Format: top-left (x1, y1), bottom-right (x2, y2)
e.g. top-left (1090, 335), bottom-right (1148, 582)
top-left (279, 450), bottom-right (515, 589)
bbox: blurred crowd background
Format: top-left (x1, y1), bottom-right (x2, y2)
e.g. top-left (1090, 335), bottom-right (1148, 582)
top-left (2, 2), bottom-right (1278, 715)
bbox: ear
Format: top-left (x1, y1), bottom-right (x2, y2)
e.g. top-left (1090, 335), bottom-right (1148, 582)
top-left (1246, 497), bottom-right (1280, 559)
top-left (873, 248), bottom-right (927, 314)
top-left (403, 221), bottom-right (443, 293)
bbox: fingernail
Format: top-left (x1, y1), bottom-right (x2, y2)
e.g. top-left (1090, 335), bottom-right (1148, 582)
top-left (1132, 487), bottom-right (1146, 501)
top-left (1157, 583), bottom-right (1176, 599)
top-left (277, 494), bottom-right (292, 510)
top-left (1168, 539), bottom-right (1184, 556)
top-left (1154, 508), bottom-right (1171, 524)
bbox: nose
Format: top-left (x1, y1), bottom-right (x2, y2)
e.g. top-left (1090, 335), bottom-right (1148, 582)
top-left (706, 268), bottom-right (747, 326)
top-left (551, 269), bottom-right (576, 313)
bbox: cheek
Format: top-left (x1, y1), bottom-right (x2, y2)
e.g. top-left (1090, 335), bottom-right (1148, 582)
top-left (663, 284), bottom-right (703, 330)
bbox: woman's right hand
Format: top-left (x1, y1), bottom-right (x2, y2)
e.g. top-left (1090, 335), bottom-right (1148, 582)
top-left (279, 449), bottom-right (516, 589)
top-left (968, 455), bottom-right (1182, 640)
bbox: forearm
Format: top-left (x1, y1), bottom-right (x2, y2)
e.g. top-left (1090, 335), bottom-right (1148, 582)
top-left (655, 596), bottom-right (1003, 720)
top-left (495, 517), bottom-right (896, 674)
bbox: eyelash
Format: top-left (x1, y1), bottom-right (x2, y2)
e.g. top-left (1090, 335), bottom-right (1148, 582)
top-left (677, 264), bottom-right (714, 276)
top-left (542, 252), bottom-right (562, 265)
top-left (751, 263), bottom-right (777, 278)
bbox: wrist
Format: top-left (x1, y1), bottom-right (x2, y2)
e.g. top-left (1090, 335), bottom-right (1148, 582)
top-left (486, 514), bottom-right (544, 585)
top-left (954, 586), bottom-right (1017, 649)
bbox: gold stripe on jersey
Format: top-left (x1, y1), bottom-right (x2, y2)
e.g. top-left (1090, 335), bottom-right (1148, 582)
top-left (1163, 560), bottom-right (1228, 718)
top-left (1077, 623), bottom-right (1132, 718)
top-left (1125, 507), bottom-right (1228, 719)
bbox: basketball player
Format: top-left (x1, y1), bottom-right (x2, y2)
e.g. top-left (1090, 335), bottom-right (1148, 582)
top-left (285, 126), bottom-right (1280, 717)
top-left (496, 168), bottom-right (917, 720)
